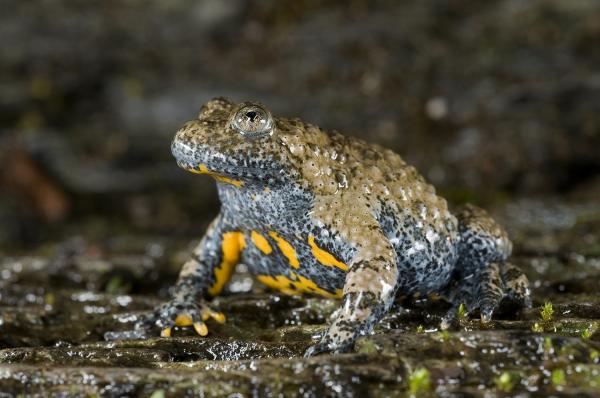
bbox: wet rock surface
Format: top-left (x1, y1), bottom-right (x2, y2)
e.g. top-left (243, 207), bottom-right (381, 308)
top-left (1, 195), bottom-right (599, 397)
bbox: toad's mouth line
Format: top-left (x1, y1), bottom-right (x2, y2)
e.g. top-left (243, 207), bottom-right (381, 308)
top-left (185, 163), bottom-right (244, 187)
top-left (177, 159), bottom-right (288, 188)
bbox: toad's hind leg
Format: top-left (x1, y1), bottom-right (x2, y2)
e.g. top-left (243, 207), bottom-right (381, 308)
top-left (441, 204), bottom-right (531, 328)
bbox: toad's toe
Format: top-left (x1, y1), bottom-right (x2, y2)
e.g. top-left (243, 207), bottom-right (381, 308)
top-left (133, 299), bottom-right (226, 338)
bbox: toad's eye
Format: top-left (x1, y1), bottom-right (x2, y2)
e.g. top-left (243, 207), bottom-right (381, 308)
top-left (230, 102), bottom-right (274, 139)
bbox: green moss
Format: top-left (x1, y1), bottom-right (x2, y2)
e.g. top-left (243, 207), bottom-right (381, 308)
top-left (540, 302), bottom-right (554, 322)
top-left (531, 322), bottom-right (544, 333)
top-left (408, 367), bottom-right (431, 396)
top-left (543, 336), bottom-right (554, 354)
top-left (494, 371), bottom-right (519, 392)
top-left (44, 292), bottom-right (55, 306)
top-left (437, 330), bottom-right (450, 342)
top-left (551, 369), bottom-right (566, 386)
top-left (105, 275), bottom-right (124, 294)
top-left (581, 322), bottom-right (598, 339)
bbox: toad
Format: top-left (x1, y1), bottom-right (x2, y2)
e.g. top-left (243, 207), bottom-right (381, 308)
top-left (145, 97), bottom-right (531, 356)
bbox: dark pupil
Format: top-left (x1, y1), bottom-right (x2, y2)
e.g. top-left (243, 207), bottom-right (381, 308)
top-left (245, 111), bottom-right (258, 122)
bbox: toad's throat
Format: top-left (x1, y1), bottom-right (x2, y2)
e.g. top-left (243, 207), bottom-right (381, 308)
top-left (187, 164), bottom-right (244, 187)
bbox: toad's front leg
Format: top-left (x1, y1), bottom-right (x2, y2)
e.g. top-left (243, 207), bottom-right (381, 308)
top-left (305, 236), bottom-right (398, 356)
top-left (137, 214), bottom-right (244, 337)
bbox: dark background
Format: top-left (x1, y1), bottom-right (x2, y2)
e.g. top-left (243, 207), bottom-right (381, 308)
top-left (1, 0), bottom-right (599, 251)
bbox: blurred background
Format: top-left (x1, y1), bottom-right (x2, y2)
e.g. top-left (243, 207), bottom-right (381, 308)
top-left (1, 0), bottom-right (599, 252)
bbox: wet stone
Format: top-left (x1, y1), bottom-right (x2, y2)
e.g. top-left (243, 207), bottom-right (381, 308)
top-left (0, 347), bottom-right (171, 367)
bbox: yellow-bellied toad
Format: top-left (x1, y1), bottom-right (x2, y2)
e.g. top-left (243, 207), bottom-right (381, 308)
top-left (143, 98), bottom-right (531, 356)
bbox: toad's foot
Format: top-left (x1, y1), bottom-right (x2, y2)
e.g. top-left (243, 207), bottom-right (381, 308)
top-left (304, 335), bottom-right (348, 358)
top-left (440, 262), bottom-right (531, 329)
top-left (303, 324), bottom-right (356, 357)
top-left (304, 290), bottom-right (392, 357)
top-left (136, 297), bottom-right (226, 338)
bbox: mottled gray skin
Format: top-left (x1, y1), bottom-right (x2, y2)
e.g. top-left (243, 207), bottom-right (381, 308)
top-left (145, 97), bottom-right (531, 356)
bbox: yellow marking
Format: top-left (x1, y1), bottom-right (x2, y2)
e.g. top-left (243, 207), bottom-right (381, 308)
top-left (308, 235), bottom-right (349, 271)
top-left (211, 311), bottom-right (226, 324)
top-left (256, 273), bottom-right (342, 298)
top-left (160, 327), bottom-right (171, 337)
top-left (208, 231), bottom-right (246, 296)
top-left (175, 314), bottom-right (193, 326)
top-left (295, 273), bottom-right (342, 298)
top-left (256, 275), bottom-right (297, 295)
top-left (188, 164), bottom-right (244, 187)
top-left (200, 308), bottom-right (224, 323)
top-left (194, 322), bottom-right (209, 336)
top-left (268, 231), bottom-right (300, 268)
top-left (251, 231), bottom-right (273, 254)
